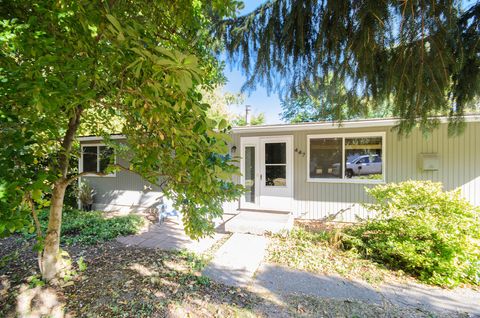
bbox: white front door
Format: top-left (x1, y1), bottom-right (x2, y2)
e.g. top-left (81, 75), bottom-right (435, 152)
top-left (240, 136), bottom-right (293, 211)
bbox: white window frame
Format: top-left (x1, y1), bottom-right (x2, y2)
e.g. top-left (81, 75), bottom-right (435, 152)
top-left (306, 132), bottom-right (386, 184)
top-left (79, 143), bottom-right (116, 177)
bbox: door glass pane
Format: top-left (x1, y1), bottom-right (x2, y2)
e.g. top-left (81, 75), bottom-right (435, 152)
top-left (265, 165), bottom-right (286, 186)
top-left (265, 143), bottom-right (286, 164)
top-left (309, 138), bottom-right (342, 178)
top-left (244, 146), bottom-right (255, 203)
top-left (82, 146), bottom-right (98, 173)
top-left (345, 137), bottom-right (383, 179)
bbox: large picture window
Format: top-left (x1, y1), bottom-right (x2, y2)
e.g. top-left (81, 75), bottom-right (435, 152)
top-left (307, 133), bottom-right (385, 183)
top-left (81, 145), bottom-right (115, 176)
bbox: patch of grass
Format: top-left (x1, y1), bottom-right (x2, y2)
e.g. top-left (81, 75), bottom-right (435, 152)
top-left (267, 227), bottom-right (404, 285)
top-left (23, 209), bottom-right (144, 245)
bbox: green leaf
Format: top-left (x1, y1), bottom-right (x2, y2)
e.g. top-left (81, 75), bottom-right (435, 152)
top-left (106, 14), bottom-right (122, 33)
top-left (31, 189), bottom-right (42, 202)
top-left (218, 119), bottom-right (227, 130)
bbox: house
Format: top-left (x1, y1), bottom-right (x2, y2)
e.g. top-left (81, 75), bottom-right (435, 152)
top-left (78, 115), bottom-right (480, 223)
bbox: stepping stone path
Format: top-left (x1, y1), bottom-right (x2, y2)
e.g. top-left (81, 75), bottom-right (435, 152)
top-left (203, 233), bottom-right (267, 287)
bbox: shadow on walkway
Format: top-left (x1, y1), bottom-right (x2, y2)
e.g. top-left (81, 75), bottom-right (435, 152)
top-left (254, 263), bottom-right (480, 316)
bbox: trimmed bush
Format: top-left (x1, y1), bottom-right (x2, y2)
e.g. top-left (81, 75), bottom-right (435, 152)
top-left (343, 181), bottom-right (480, 287)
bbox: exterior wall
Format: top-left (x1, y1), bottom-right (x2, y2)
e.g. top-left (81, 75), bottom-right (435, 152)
top-left (79, 140), bottom-right (163, 212)
top-left (231, 122), bottom-right (480, 221)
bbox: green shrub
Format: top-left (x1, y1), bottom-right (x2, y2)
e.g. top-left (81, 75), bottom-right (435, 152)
top-left (342, 181), bottom-right (480, 287)
top-left (26, 209), bottom-right (144, 245)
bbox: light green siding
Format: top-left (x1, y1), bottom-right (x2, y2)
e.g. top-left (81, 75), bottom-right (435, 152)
top-left (79, 140), bottom-right (163, 212)
top-left (231, 122), bottom-right (480, 221)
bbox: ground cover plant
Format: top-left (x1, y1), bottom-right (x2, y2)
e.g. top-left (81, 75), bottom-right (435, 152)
top-left (343, 181), bottom-right (480, 287)
top-left (23, 209), bottom-right (144, 246)
top-left (267, 225), bottom-right (405, 285)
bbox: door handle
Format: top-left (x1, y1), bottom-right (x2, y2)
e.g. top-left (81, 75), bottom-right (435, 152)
top-left (260, 174), bottom-right (262, 180)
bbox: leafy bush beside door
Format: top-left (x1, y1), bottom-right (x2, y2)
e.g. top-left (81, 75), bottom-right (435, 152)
top-left (342, 181), bottom-right (480, 287)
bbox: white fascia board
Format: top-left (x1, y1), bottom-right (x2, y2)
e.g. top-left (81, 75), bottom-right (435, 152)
top-left (78, 135), bottom-right (126, 142)
top-left (231, 115), bottom-right (480, 134)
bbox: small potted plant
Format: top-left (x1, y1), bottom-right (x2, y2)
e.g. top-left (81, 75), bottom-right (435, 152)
top-left (78, 181), bottom-right (95, 211)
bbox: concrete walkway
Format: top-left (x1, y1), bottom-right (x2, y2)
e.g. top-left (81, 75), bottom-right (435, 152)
top-left (203, 233), bottom-right (267, 287)
top-left (253, 263), bottom-right (480, 316)
top-left (116, 219), bottom-right (226, 254)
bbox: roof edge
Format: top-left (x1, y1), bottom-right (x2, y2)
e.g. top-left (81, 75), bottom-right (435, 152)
top-left (231, 115), bottom-right (480, 133)
top-left (78, 134), bottom-right (126, 142)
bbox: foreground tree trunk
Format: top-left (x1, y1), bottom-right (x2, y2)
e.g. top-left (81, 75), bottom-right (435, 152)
top-left (41, 107), bottom-right (82, 282)
top-left (41, 181), bottom-right (68, 281)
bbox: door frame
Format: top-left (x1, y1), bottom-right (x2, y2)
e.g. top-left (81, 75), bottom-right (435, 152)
top-left (239, 135), bottom-right (294, 211)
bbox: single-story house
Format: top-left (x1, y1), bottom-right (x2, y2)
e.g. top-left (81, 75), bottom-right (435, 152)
top-left (78, 115), bottom-right (480, 222)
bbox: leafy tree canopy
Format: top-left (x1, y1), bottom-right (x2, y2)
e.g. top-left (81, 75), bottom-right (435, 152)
top-left (0, 0), bottom-right (243, 280)
top-left (232, 112), bottom-right (266, 126)
top-left (218, 0), bottom-right (480, 133)
top-left (202, 85), bottom-right (245, 122)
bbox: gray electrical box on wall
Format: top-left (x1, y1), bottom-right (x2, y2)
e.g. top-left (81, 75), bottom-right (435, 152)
top-left (418, 153), bottom-right (440, 171)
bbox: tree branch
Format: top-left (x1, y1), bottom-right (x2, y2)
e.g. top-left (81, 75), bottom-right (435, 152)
top-left (59, 106), bottom-right (83, 178)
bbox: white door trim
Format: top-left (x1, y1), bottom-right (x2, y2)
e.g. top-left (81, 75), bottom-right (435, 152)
top-left (239, 135), bottom-right (294, 212)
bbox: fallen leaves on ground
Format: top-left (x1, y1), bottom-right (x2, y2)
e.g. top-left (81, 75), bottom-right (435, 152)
top-left (0, 235), bottom-right (466, 317)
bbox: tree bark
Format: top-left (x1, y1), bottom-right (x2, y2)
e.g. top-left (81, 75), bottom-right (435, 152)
top-left (41, 181), bottom-right (68, 281)
top-left (41, 107), bottom-right (82, 282)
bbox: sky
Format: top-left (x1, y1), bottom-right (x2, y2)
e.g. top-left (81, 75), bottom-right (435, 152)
top-left (221, 0), bottom-right (283, 125)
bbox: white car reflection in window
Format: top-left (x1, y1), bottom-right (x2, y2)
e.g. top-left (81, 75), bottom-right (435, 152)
top-left (344, 154), bottom-right (382, 178)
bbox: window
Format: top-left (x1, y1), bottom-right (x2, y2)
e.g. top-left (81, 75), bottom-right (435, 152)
top-left (307, 133), bottom-right (385, 183)
top-left (81, 145), bottom-right (115, 176)
top-left (244, 146), bottom-right (256, 203)
top-left (265, 142), bottom-right (287, 186)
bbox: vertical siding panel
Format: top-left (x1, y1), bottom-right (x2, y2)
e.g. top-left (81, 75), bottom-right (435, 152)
top-left (474, 124), bottom-right (479, 205)
top-left (441, 125), bottom-right (446, 188)
top-left (416, 129), bottom-right (422, 180)
top-left (432, 127), bottom-right (438, 182)
top-left (391, 130), bottom-right (397, 182)
top-left (468, 124), bottom-right (473, 200)
top-left (403, 132), bottom-right (409, 181)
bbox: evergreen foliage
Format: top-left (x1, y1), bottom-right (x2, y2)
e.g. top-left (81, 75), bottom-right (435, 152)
top-left (218, 0), bottom-right (480, 133)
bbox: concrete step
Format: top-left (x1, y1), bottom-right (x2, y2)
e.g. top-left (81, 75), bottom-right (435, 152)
top-left (224, 211), bottom-right (294, 235)
top-left (202, 233), bottom-right (267, 287)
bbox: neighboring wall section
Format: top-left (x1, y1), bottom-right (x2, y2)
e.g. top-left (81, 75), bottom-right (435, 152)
top-left (231, 122), bottom-right (480, 221)
top-left (79, 140), bottom-right (163, 213)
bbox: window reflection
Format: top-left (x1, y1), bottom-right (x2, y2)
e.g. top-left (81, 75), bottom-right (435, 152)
top-left (344, 137), bottom-right (382, 179)
top-left (309, 138), bottom-right (342, 179)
